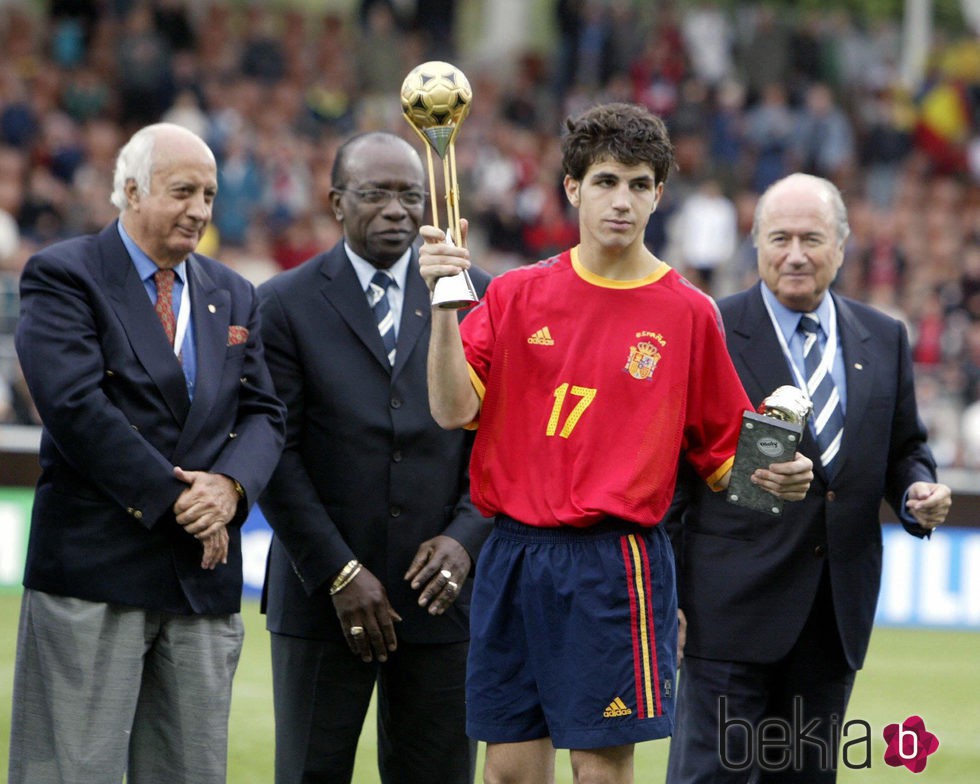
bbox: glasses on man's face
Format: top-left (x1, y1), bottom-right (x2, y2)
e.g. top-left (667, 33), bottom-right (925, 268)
top-left (337, 187), bottom-right (427, 208)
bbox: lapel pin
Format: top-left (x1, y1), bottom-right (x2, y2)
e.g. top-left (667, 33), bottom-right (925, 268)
top-left (208, 304), bottom-right (216, 313)
top-left (415, 309), bottom-right (424, 317)
top-left (854, 363), bottom-right (863, 370)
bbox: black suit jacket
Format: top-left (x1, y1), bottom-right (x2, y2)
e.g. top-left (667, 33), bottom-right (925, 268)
top-left (258, 243), bottom-right (492, 644)
top-left (668, 283), bottom-right (936, 670)
top-left (15, 222), bottom-right (286, 615)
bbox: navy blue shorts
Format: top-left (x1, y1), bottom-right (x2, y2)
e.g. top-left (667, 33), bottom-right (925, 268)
top-left (466, 516), bottom-right (677, 750)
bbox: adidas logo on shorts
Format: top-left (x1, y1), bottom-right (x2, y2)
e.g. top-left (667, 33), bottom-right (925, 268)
top-left (603, 697), bottom-right (633, 718)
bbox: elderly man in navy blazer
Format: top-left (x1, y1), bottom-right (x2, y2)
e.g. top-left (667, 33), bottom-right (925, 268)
top-left (666, 173), bottom-right (951, 782)
top-left (9, 123), bottom-right (285, 784)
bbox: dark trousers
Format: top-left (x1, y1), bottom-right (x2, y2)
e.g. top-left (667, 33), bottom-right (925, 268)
top-left (271, 633), bottom-right (475, 784)
top-left (667, 575), bottom-right (856, 783)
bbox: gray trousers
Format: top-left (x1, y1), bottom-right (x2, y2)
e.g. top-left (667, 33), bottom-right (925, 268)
top-left (7, 589), bottom-right (244, 784)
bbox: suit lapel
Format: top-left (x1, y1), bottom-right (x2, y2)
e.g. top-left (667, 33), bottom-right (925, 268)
top-left (729, 286), bottom-right (796, 404)
top-left (833, 293), bottom-right (872, 477)
top-left (392, 254), bottom-right (431, 381)
top-left (174, 257), bottom-right (230, 458)
top-left (318, 246), bottom-right (412, 373)
top-left (100, 225), bottom-right (191, 423)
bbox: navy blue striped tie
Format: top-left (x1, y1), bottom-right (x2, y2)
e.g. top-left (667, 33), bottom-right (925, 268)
top-left (798, 313), bottom-right (844, 473)
top-left (368, 271), bottom-right (397, 366)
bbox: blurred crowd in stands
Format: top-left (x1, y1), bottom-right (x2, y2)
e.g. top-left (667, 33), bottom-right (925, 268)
top-left (1, 0), bottom-right (979, 470)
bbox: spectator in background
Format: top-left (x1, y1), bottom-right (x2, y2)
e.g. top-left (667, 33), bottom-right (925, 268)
top-left (554, 0), bottom-right (586, 103)
top-left (355, 1), bottom-right (412, 129)
top-left (738, 5), bottom-right (791, 104)
top-left (239, 4), bottom-right (286, 85)
top-left (213, 127), bottom-right (265, 248)
top-left (857, 81), bottom-right (915, 208)
top-left (115, 4), bottom-right (173, 127)
top-left (792, 82), bottom-right (857, 186)
top-left (669, 177), bottom-right (737, 293)
top-left (680, 0), bottom-right (733, 88)
top-left (744, 82), bottom-right (795, 193)
top-left (706, 78), bottom-right (747, 192)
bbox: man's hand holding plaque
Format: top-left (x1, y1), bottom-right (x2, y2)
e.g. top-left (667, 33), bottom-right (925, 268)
top-left (727, 386), bottom-right (815, 515)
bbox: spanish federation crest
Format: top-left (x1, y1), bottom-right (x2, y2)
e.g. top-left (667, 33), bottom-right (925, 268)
top-left (624, 341), bottom-right (660, 381)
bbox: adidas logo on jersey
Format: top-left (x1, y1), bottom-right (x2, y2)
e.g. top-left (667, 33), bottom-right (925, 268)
top-left (603, 697), bottom-right (633, 718)
top-left (528, 327), bottom-right (555, 346)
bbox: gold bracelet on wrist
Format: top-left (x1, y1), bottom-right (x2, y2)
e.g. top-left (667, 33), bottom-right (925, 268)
top-left (330, 563), bottom-right (362, 595)
top-left (329, 559), bottom-right (360, 595)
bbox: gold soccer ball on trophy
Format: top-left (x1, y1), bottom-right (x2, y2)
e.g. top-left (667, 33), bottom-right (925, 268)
top-left (400, 61), bottom-right (472, 130)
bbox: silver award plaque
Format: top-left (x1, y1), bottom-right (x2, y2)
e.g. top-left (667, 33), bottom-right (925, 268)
top-left (727, 386), bottom-right (812, 516)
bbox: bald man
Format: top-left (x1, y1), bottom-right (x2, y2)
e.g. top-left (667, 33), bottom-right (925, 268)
top-left (666, 173), bottom-right (950, 782)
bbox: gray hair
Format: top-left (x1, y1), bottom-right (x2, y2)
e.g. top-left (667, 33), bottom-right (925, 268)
top-left (751, 173), bottom-right (850, 248)
top-left (110, 123), bottom-right (215, 212)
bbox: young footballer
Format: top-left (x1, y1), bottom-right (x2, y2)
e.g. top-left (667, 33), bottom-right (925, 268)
top-left (419, 102), bottom-right (813, 784)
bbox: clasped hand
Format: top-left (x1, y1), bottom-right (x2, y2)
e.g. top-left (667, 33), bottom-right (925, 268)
top-left (173, 466), bottom-right (239, 569)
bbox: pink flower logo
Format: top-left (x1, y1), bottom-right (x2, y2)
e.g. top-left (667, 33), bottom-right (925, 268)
top-left (883, 715), bottom-right (940, 772)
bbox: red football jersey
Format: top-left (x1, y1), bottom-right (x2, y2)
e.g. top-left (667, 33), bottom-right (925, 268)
top-left (461, 247), bottom-right (752, 527)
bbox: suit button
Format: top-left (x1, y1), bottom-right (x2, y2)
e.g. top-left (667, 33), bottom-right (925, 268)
top-left (127, 507), bottom-right (143, 520)
top-left (826, 491), bottom-right (836, 502)
top-left (229, 432), bottom-right (238, 439)
top-left (390, 397), bottom-right (402, 409)
top-left (814, 544), bottom-right (826, 557)
top-left (392, 450), bottom-right (402, 462)
top-left (389, 506), bottom-right (401, 517)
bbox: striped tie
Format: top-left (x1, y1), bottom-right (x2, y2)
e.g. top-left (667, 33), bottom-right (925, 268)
top-left (368, 271), bottom-right (397, 366)
top-left (797, 313), bottom-right (844, 473)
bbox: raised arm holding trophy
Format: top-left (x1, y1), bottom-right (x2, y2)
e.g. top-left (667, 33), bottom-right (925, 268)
top-left (400, 60), bottom-right (479, 309)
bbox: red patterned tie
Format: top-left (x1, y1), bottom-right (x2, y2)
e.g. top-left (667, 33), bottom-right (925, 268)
top-left (154, 268), bottom-right (176, 346)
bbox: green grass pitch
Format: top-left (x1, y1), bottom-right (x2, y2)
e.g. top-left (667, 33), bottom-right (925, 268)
top-left (1, 595), bottom-right (977, 782)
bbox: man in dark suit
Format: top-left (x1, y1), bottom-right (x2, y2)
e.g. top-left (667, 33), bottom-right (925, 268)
top-left (258, 131), bottom-right (492, 784)
top-left (665, 173), bottom-right (951, 782)
top-left (8, 123), bottom-right (286, 784)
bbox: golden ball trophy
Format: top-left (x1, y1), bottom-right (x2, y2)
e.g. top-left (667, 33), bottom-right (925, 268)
top-left (727, 386), bottom-right (812, 515)
top-left (400, 60), bottom-right (479, 309)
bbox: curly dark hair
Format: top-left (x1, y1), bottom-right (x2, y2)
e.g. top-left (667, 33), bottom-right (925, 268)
top-left (561, 102), bottom-right (675, 185)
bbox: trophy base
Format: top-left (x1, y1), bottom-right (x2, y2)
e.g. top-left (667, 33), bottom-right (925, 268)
top-left (432, 270), bottom-right (479, 310)
top-left (727, 411), bottom-right (804, 516)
